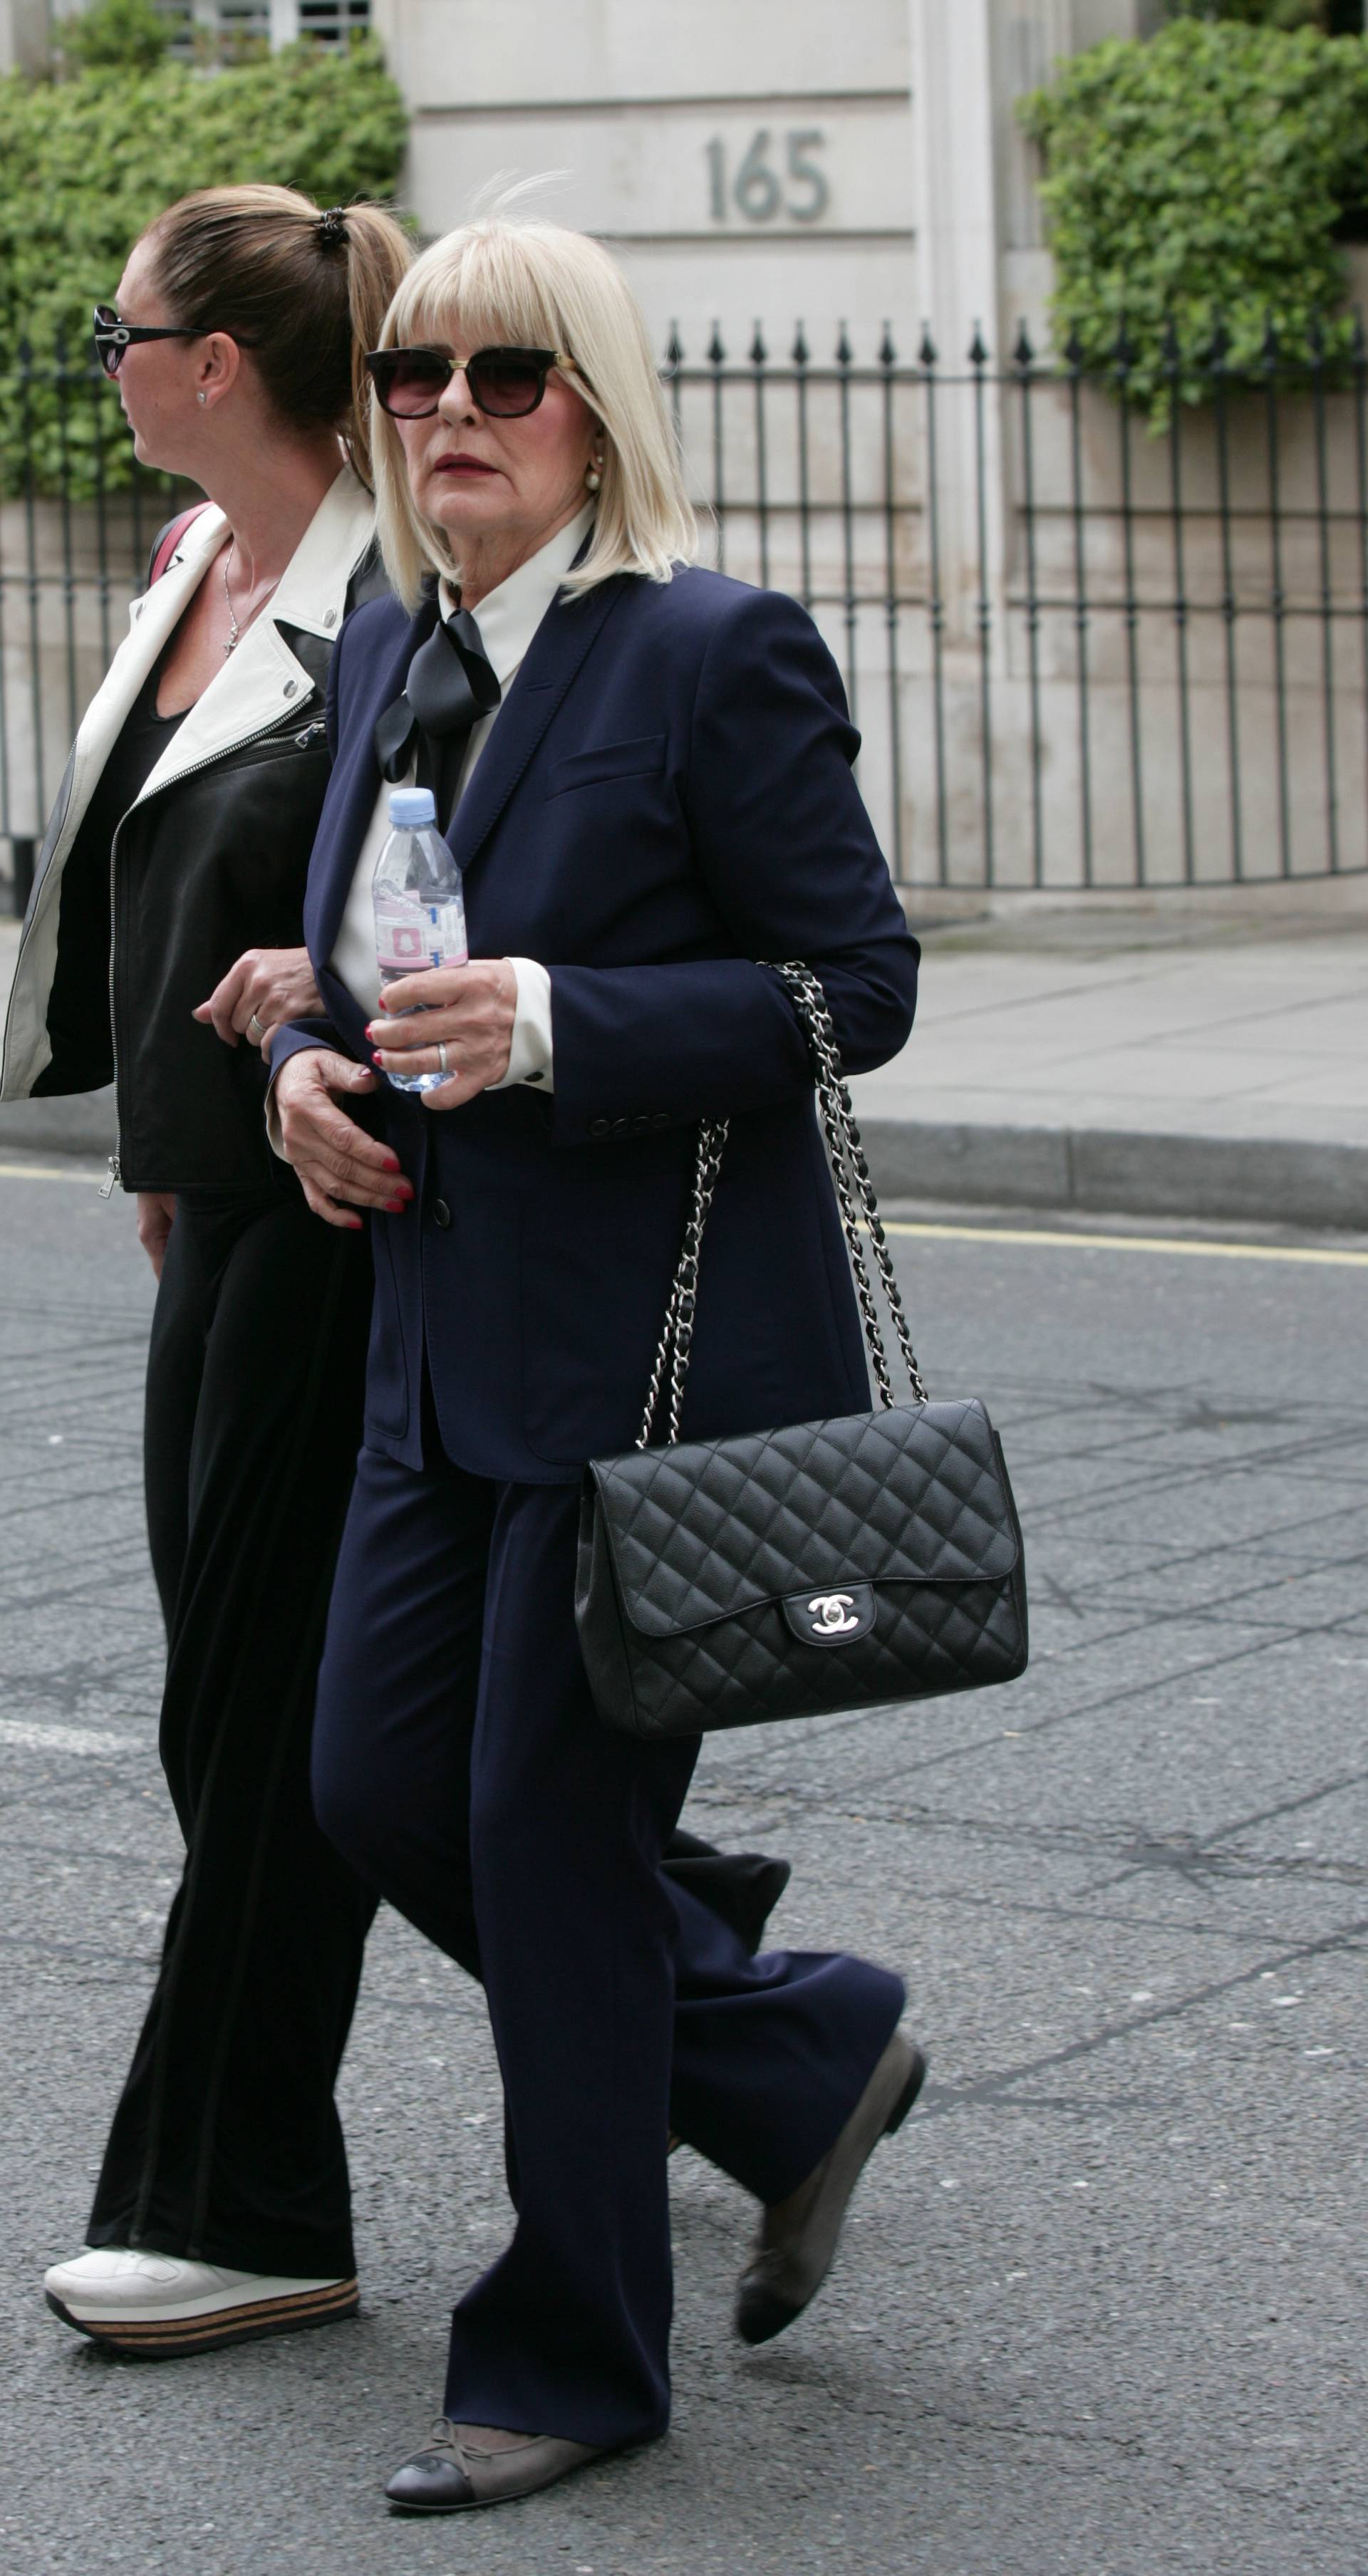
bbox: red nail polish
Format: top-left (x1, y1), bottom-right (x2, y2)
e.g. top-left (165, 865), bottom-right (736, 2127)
top-left (384, 1196), bottom-right (406, 1213)
top-left (382, 1154), bottom-right (401, 1173)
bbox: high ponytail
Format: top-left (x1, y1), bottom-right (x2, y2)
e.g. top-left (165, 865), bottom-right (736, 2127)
top-left (140, 185), bottom-right (413, 489)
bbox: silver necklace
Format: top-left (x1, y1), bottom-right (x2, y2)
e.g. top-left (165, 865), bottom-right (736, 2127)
top-left (222, 540), bottom-right (280, 655)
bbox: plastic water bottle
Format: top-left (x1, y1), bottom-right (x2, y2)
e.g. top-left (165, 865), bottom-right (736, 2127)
top-left (372, 786), bottom-right (468, 1094)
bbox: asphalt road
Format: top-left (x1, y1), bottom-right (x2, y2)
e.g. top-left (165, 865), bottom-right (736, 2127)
top-left (1, 1155), bottom-right (1365, 2576)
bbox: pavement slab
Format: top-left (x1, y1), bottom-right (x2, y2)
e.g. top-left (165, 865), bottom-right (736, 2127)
top-left (1, 1158), bottom-right (1365, 2574)
top-left (849, 917), bottom-right (1368, 1227)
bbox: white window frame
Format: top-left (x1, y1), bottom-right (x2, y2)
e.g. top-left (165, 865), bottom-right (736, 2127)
top-left (151, 0), bottom-right (369, 49)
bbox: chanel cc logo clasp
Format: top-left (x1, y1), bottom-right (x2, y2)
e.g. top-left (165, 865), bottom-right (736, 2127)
top-left (808, 1592), bottom-right (861, 1636)
top-left (781, 1579), bottom-right (875, 1647)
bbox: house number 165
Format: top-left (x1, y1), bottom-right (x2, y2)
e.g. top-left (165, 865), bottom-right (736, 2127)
top-left (705, 130), bottom-right (830, 226)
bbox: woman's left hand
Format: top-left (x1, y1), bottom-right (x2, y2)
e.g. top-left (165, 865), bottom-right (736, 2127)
top-left (193, 946), bottom-right (323, 1059)
top-left (366, 960), bottom-right (517, 1109)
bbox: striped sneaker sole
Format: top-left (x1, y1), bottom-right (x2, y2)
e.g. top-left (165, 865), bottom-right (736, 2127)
top-left (46, 2275), bottom-right (359, 2359)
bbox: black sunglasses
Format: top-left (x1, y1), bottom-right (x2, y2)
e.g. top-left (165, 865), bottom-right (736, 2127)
top-left (91, 303), bottom-right (260, 378)
top-left (364, 344), bottom-right (578, 420)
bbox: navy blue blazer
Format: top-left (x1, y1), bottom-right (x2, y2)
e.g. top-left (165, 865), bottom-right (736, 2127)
top-left (274, 564), bottom-right (919, 1485)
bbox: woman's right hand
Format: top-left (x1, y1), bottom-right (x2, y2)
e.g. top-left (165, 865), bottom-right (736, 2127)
top-left (137, 1190), bottom-right (177, 1280)
top-left (273, 1047), bottom-right (413, 1230)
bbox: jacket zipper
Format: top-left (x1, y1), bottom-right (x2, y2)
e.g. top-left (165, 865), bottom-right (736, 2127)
top-left (103, 698), bottom-right (317, 1198)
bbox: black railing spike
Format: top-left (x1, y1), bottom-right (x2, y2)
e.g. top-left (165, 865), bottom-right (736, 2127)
top-left (968, 321), bottom-right (989, 369)
top-left (918, 323), bottom-right (938, 369)
top-left (706, 323), bottom-right (726, 368)
top-left (1308, 314), bottom-right (1326, 364)
top-left (791, 321), bottom-right (809, 367)
top-left (1162, 316), bottom-right (1181, 375)
top-left (879, 320), bottom-right (897, 370)
top-left (1064, 326), bottom-right (1085, 373)
top-left (1352, 307), bottom-right (1367, 367)
top-left (1013, 319), bottom-right (1035, 373)
top-left (1262, 312), bottom-right (1280, 368)
top-left (1206, 314), bottom-right (1229, 369)
top-left (665, 323), bottom-right (683, 370)
top-left (750, 321), bottom-right (767, 367)
top-left (835, 321), bottom-right (852, 368)
top-left (1112, 317), bottom-right (1135, 373)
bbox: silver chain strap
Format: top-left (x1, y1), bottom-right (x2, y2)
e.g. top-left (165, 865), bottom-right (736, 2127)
top-left (636, 962), bottom-right (926, 1450)
top-left (771, 962), bottom-right (928, 1408)
top-left (637, 1115), bottom-right (730, 1448)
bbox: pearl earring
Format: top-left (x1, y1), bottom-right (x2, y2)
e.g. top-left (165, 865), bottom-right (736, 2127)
top-left (585, 455), bottom-right (603, 493)
top-left (197, 392), bottom-right (207, 405)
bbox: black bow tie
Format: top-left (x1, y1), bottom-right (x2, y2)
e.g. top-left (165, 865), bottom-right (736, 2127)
top-left (374, 601), bottom-right (502, 794)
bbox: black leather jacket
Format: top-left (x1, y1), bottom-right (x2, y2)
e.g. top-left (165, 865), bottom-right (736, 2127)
top-left (1, 477), bottom-right (385, 1191)
top-left (105, 620), bottom-right (339, 1192)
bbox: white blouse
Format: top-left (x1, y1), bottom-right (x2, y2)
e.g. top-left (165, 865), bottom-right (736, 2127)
top-left (326, 502), bottom-right (597, 1091)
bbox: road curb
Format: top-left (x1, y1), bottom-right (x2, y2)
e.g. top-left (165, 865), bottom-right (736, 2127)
top-left (860, 1119), bottom-right (1368, 1233)
top-left (0, 1090), bottom-right (117, 1162)
top-left (4, 1092), bottom-right (1364, 1233)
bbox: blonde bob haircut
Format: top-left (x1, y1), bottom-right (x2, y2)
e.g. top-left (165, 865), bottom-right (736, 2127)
top-left (370, 216), bottom-right (700, 608)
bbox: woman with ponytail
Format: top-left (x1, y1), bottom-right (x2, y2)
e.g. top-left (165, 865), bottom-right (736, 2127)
top-left (0, 184), bottom-right (413, 2354)
top-left (3, 184), bottom-right (788, 2362)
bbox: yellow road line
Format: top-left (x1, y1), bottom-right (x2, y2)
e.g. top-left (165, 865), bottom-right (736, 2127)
top-left (881, 1219), bottom-right (1368, 1268)
top-left (0, 1160), bottom-right (105, 1185)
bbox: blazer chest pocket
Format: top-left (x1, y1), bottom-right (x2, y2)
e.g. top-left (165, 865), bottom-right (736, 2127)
top-left (546, 733), bottom-right (667, 796)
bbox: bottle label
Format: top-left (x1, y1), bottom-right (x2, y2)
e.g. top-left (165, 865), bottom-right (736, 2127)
top-left (375, 896), bottom-right (467, 979)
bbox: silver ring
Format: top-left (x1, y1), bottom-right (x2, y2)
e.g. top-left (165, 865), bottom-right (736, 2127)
top-left (246, 1011), bottom-right (265, 1044)
top-left (437, 1042), bottom-right (449, 1076)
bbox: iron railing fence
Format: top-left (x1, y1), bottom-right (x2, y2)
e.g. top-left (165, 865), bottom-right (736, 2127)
top-left (5, 323), bottom-right (1368, 913)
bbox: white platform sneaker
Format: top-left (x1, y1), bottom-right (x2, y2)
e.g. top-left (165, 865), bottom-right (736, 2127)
top-left (43, 2247), bottom-right (358, 2357)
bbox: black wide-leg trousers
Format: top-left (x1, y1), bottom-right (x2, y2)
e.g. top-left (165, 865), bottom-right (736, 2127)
top-left (83, 1186), bottom-right (790, 2282)
top-left (313, 1444), bottom-right (906, 2449)
top-left (88, 1185), bottom-right (380, 2278)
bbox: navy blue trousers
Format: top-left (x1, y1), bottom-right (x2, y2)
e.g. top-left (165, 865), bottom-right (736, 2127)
top-left (312, 1443), bottom-right (904, 2448)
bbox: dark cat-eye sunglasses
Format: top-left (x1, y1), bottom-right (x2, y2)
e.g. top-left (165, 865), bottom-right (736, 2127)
top-left (365, 344), bottom-right (582, 421)
top-left (91, 303), bottom-right (260, 378)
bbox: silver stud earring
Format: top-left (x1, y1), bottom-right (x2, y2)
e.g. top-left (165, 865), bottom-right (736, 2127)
top-left (197, 392), bottom-right (207, 405)
top-left (585, 455), bottom-right (603, 493)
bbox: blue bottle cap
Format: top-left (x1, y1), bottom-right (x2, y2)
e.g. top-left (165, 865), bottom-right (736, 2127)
top-left (388, 786), bottom-right (437, 828)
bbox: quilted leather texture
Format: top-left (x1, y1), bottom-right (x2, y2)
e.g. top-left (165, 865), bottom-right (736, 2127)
top-left (576, 1398), bottom-right (1029, 1742)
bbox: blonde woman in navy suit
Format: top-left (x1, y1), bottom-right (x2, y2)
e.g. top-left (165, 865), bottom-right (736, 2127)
top-left (273, 216), bottom-right (926, 2516)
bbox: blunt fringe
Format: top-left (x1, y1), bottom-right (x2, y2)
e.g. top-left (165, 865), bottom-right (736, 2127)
top-left (368, 216), bottom-right (699, 606)
top-left (142, 184), bottom-right (412, 487)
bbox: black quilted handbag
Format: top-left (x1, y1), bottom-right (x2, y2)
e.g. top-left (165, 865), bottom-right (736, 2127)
top-left (575, 963), bottom-right (1028, 1741)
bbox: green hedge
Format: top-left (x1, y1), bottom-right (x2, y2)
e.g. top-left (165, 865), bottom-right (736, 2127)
top-left (0, 38), bottom-right (408, 497)
top-left (1019, 20), bottom-right (1368, 422)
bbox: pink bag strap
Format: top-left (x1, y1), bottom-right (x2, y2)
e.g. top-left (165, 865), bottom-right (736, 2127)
top-left (148, 502), bottom-right (212, 586)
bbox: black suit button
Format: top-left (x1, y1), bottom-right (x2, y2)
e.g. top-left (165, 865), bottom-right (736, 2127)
top-left (631, 1116), bottom-right (650, 1133)
top-left (610, 1118), bottom-right (629, 1138)
top-left (432, 1198), bottom-right (452, 1229)
top-left (652, 1114), bottom-right (670, 1130)
top-left (589, 1117), bottom-right (611, 1139)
